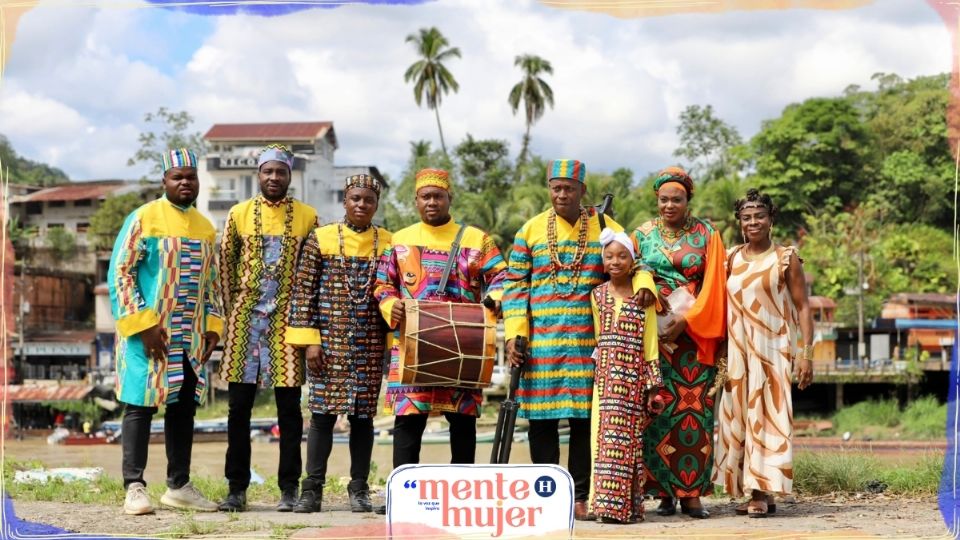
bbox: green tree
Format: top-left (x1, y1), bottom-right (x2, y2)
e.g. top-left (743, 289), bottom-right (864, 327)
top-left (673, 104), bottom-right (743, 181)
top-left (508, 54), bottom-right (555, 167)
top-left (6, 215), bottom-right (37, 249)
top-left (692, 174), bottom-right (748, 246)
top-left (454, 134), bottom-right (512, 194)
top-left (127, 107), bottom-right (204, 179)
top-left (855, 73), bottom-right (953, 228)
top-left (404, 27), bottom-right (461, 156)
top-left (0, 135), bottom-right (69, 186)
top-left (750, 97), bottom-right (871, 228)
top-left (46, 227), bottom-right (77, 260)
top-left (799, 205), bottom-right (956, 327)
top-left (90, 192), bottom-right (152, 250)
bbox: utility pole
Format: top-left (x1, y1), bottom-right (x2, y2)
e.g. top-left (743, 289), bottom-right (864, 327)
top-left (857, 248), bottom-right (865, 369)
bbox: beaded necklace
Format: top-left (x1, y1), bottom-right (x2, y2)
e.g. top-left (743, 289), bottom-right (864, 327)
top-left (252, 196), bottom-right (294, 279)
top-left (337, 220), bottom-right (379, 303)
top-left (656, 215), bottom-right (693, 251)
top-left (546, 206), bottom-right (589, 297)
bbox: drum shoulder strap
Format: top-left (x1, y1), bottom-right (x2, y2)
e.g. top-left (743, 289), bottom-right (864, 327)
top-left (437, 223), bottom-right (467, 296)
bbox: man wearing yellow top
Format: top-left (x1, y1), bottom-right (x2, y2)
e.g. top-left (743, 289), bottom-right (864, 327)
top-left (285, 174), bottom-right (391, 514)
top-left (502, 159), bottom-right (622, 520)
top-left (217, 144), bottom-right (318, 513)
top-left (108, 148), bottom-right (223, 515)
top-left (373, 168), bottom-right (508, 470)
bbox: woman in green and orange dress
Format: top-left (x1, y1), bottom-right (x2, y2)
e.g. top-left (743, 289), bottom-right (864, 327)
top-left (632, 166), bottom-right (726, 519)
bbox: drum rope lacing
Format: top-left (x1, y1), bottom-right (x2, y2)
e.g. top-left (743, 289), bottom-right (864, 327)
top-left (401, 302), bottom-right (495, 388)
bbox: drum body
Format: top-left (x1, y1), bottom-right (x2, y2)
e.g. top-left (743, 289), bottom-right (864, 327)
top-left (398, 300), bottom-right (496, 388)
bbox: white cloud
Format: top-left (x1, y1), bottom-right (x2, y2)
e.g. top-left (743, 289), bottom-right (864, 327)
top-left (0, 0), bottom-right (951, 184)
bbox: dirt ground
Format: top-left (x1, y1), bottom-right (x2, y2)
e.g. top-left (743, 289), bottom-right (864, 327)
top-left (8, 492), bottom-right (950, 539)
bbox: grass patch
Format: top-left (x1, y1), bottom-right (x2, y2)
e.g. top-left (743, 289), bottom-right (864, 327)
top-left (793, 451), bottom-right (943, 497)
top-left (3, 458), bottom-right (357, 507)
top-left (3, 459), bottom-right (126, 505)
top-left (271, 523), bottom-right (312, 539)
top-left (799, 396), bottom-right (948, 440)
top-left (163, 515), bottom-right (219, 538)
top-left (901, 396), bottom-right (947, 439)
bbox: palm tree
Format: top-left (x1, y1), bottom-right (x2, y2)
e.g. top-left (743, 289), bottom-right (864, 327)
top-left (404, 27), bottom-right (461, 156)
top-left (508, 54), bottom-right (555, 166)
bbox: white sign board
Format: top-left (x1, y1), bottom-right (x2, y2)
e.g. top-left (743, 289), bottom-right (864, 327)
top-left (13, 342), bottom-right (93, 357)
top-left (386, 464), bottom-right (574, 539)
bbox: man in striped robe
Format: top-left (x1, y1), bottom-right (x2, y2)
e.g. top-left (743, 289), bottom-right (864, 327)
top-left (503, 159), bottom-right (622, 521)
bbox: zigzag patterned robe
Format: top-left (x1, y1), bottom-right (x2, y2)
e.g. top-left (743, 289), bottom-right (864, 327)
top-left (218, 196), bottom-right (318, 388)
top-left (108, 196), bottom-right (223, 407)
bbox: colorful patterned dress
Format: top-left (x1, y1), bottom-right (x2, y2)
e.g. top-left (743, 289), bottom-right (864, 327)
top-left (217, 196), bottom-right (318, 388)
top-left (286, 222), bottom-right (392, 417)
top-left (633, 216), bottom-right (726, 499)
top-left (108, 196), bottom-right (224, 407)
top-left (503, 208), bottom-right (621, 420)
top-left (713, 245), bottom-right (800, 497)
top-left (374, 219), bottom-right (507, 416)
top-left (588, 273), bottom-right (661, 523)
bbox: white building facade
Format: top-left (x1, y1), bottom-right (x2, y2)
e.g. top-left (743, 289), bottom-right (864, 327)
top-left (197, 122), bottom-right (384, 228)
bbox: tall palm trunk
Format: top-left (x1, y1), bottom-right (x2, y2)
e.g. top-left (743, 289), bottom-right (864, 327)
top-left (513, 126), bottom-right (532, 183)
top-left (434, 106), bottom-right (448, 156)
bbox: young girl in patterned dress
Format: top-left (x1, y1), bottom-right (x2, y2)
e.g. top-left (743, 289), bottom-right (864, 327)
top-left (587, 228), bottom-right (664, 524)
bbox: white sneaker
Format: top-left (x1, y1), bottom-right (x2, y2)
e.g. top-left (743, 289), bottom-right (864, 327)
top-left (124, 482), bottom-right (154, 515)
top-left (159, 481), bottom-right (218, 512)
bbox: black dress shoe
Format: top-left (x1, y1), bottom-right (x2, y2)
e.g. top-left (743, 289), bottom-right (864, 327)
top-left (680, 505), bottom-right (710, 519)
top-left (293, 489), bottom-right (321, 513)
top-left (348, 480), bottom-right (373, 513)
top-left (277, 488), bottom-right (298, 512)
top-left (218, 491), bottom-right (247, 512)
top-left (656, 498), bottom-right (676, 516)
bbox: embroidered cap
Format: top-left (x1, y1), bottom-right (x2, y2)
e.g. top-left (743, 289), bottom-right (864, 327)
top-left (415, 168), bottom-right (450, 192)
top-left (547, 159), bottom-right (586, 184)
top-left (345, 174), bottom-right (382, 196)
top-left (258, 144), bottom-right (295, 171)
top-left (162, 148), bottom-right (198, 173)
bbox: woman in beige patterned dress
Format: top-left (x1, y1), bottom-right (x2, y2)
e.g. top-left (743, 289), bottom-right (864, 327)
top-left (713, 189), bottom-right (814, 518)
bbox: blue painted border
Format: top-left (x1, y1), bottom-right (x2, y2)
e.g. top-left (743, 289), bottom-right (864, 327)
top-left (142, 0), bottom-right (429, 16)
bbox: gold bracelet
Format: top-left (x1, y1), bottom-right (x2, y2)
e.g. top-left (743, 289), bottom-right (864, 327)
top-left (801, 345), bottom-right (813, 361)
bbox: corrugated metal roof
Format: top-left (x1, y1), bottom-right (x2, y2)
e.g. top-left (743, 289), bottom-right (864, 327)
top-left (887, 293), bottom-right (957, 305)
top-left (2, 384), bottom-right (94, 403)
top-left (810, 296), bottom-right (836, 309)
top-left (10, 181), bottom-right (144, 203)
top-left (204, 122), bottom-right (333, 141)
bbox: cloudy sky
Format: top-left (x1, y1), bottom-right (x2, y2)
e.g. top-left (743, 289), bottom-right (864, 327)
top-left (0, 0), bottom-right (951, 181)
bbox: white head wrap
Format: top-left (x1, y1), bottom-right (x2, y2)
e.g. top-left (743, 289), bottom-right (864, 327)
top-left (599, 227), bottom-right (636, 260)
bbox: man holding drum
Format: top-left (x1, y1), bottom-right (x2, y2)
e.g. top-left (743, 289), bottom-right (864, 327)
top-left (374, 168), bottom-right (508, 470)
top-left (286, 174), bottom-right (391, 514)
top-left (503, 159), bottom-right (628, 521)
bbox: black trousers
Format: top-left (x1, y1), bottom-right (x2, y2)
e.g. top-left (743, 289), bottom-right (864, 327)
top-left (121, 356), bottom-right (197, 490)
top-left (224, 382), bottom-right (303, 493)
top-left (301, 413), bottom-right (374, 492)
top-left (528, 418), bottom-right (591, 502)
top-left (393, 412), bottom-right (476, 469)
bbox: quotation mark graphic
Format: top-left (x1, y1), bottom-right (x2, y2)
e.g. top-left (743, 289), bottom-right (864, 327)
top-left (404, 480), bottom-right (418, 489)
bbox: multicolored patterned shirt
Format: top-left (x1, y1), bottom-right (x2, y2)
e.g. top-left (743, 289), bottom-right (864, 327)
top-left (286, 222), bottom-right (392, 417)
top-left (503, 208), bottom-right (621, 420)
top-left (217, 196), bottom-right (318, 388)
top-left (374, 218), bottom-right (507, 416)
top-left (108, 196), bottom-right (224, 407)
